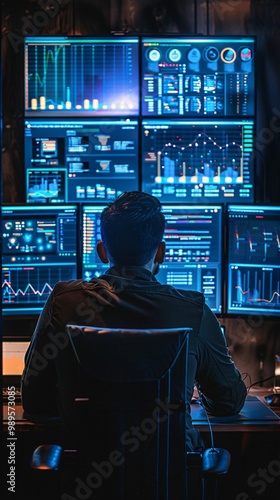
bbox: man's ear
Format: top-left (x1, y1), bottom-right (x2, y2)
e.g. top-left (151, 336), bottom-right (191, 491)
top-left (154, 240), bottom-right (166, 263)
top-left (96, 241), bottom-right (109, 263)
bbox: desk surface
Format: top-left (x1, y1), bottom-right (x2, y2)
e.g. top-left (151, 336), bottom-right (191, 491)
top-left (191, 393), bottom-right (280, 431)
top-left (3, 389), bottom-right (280, 432)
top-left (191, 396), bottom-right (280, 430)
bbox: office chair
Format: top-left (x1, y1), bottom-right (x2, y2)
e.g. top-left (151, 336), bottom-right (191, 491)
top-left (31, 324), bottom-right (230, 500)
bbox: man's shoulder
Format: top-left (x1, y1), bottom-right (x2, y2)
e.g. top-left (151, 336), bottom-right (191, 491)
top-left (162, 285), bottom-right (205, 307)
top-left (52, 279), bottom-right (103, 295)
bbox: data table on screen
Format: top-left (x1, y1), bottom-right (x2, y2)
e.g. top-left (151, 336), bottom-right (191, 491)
top-left (158, 204), bottom-right (223, 313)
top-left (141, 36), bottom-right (255, 117)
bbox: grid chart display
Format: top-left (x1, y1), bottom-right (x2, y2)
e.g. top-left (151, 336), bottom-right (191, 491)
top-left (227, 205), bottom-right (280, 316)
top-left (25, 37), bottom-right (139, 116)
top-left (26, 168), bottom-right (67, 203)
top-left (141, 119), bottom-right (254, 203)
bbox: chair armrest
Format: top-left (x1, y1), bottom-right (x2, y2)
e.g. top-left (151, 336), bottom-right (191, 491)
top-left (202, 448), bottom-right (231, 475)
top-left (31, 444), bottom-right (63, 470)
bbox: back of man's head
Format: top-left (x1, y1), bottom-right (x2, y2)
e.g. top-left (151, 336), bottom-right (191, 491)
top-left (100, 191), bottom-right (165, 266)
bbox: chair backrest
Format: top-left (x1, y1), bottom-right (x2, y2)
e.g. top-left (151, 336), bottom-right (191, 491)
top-left (59, 324), bottom-right (191, 500)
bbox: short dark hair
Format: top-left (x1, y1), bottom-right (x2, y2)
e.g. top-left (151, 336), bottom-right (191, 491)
top-left (100, 191), bottom-right (165, 265)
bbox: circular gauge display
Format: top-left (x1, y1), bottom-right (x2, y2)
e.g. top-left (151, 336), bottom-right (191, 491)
top-left (240, 47), bottom-right (253, 62)
top-left (221, 47), bottom-right (236, 63)
top-left (204, 46), bottom-right (219, 62)
top-left (168, 48), bottom-right (182, 62)
top-left (187, 48), bottom-right (201, 63)
top-left (147, 49), bottom-right (161, 62)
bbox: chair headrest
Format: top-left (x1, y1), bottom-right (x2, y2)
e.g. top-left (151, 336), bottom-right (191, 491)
top-left (66, 325), bottom-right (191, 382)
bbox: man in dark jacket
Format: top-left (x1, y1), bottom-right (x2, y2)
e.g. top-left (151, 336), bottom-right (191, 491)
top-left (21, 190), bottom-right (246, 452)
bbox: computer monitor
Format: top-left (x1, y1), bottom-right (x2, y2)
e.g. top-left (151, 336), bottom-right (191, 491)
top-left (141, 36), bottom-right (255, 117)
top-left (159, 204), bottom-right (223, 313)
top-left (81, 204), bottom-right (108, 281)
top-left (24, 36), bottom-right (139, 116)
top-left (141, 118), bottom-right (254, 203)
top-left (81, 203), bottom-right (223, 313)
top-left (24, 118), bottom-right (139, 202)
top-left (226, 205), bottom-right (280, 316)
top-left (2, 204), bottom-right (78, 316)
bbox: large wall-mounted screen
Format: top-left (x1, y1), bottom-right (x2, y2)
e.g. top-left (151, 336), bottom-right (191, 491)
top-left (141, 119), bottom-right (254, 203)
top-left (24, 36), bottom-right (139, 116)
top-left (226, 205), bottom-right (280, 317)
top-left (24, 118), bottom-right (139, 203)
top-left (141, 36), bottom-right (255, 117)
top-left (2, 204), bottom-right (78, 316)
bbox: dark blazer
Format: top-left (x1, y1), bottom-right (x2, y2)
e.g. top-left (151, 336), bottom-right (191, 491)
top-left (21, 265), bottom-right (246, 451)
